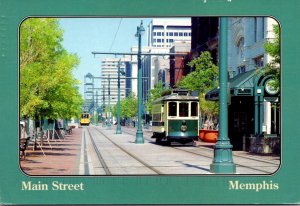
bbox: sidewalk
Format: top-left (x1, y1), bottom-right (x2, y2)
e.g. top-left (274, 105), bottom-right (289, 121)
top-left (20, 127), bottom-right (82, 176)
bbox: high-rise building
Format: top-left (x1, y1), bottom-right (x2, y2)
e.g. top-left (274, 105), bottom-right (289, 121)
top-left (169, 42), bottom-right (191, 87)
top-left (147, 18), bottom-right (192, 48)
top-left (142, 18), bottom-right (192, 96)
top-left (100, 57), bottom-right (131, 106)
top-left (191, 17), bottom-right (219, 63)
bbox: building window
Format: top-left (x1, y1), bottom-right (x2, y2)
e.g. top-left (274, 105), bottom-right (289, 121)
top-left (166, 32), bottom-right (169, 36)
top-left (162, 39), bottom-right (164, 43)
top-left (169, 32), bottom-right (173, 36)
top-left (189, 32), bottom-right (191, 36)
top-left (179, 32), bottom-right (183, 36)
top-left (254, 56), bottom-right (264, 68)
top-left (169, 39), bottom-right (174, 43)
top-left (184, 32), bottom-right (188, 36)
top-left (153, 39), bottom-right (156, 43)
top-left (254, 17), bottom-right (257, 42)
top-left (157, 39), bottom-right (161, 43)
top-left (238, 66), bottom-right (246, 74)
top-left (237, 37), bottom-right (244, 59)
top-left (174, 32), bottom-right (178, 36)
top-left (261, 17), bottom-right (265, 39)
top-left (153, 32), bottom-right (156, 36)
top-left (157, 32), bottom-right (161, 36)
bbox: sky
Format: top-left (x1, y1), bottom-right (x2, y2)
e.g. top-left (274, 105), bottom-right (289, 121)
top-left (59, 18), bottom-right (152, 96)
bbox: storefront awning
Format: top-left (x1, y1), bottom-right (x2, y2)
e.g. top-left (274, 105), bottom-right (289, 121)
top-left (205, 69), bottom-right (257, 101)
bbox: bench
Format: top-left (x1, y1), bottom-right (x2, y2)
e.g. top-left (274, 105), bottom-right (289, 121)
top-left (65, 126), bottom-right (72, 134)
top-left (19, 137), bottom-right (30, 159)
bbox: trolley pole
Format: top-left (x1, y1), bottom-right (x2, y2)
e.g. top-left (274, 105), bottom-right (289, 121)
top-left (210, 17), bottom-right (236, 173)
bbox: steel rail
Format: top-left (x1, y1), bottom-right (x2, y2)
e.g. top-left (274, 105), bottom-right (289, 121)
top-left (93, 127), bottom-right (163, 175)
top-left (86, 127), bottom-right (112, 175)
top-left (121, 128), bottom-right (279, 174)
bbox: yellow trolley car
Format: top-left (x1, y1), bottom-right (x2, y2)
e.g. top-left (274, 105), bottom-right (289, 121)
top-left (80, 112), bottom-right (91, 126)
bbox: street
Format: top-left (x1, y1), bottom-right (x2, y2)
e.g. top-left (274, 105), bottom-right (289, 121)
top-left (20, 125), bottom-right (280, 175)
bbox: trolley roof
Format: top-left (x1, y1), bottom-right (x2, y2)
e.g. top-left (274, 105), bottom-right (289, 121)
top-left (153, 93), bottom-right (199, 104)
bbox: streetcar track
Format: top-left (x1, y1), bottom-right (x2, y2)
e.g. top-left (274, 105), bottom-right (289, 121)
top-left (86, 127), bottom-right (112, 175)
top-left (92, 127), bottom-right (163, 175)
top-left (122, 129), bottom-right (279, 164)
top-left (121, 129), bottom-right (279, 174)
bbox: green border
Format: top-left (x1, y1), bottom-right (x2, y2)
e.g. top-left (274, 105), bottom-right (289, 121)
top-left (1, 0), bottom-right (300, 204)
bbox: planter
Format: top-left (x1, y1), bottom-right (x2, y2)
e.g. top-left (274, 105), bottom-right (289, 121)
top-left (199, 129), bottom-right (218, 143)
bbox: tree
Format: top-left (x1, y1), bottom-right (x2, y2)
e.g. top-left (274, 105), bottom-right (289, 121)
top-left (264, 24), bottom-right (280, 89)
top-left (177, 51), bottom-right (219, 128)
top-left (111, 93), bottom-right (138, 119)
top-left (122, 93), bottom-right (138, 118)
top-left (146, 81), bottom-right (171, 115)
top-left (20, 18), bottom-right (83, 121)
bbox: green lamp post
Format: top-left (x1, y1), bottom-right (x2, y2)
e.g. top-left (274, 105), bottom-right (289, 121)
top-left (95, 90), bottom-right (99, 126)
top-left (107, 74), bottom-right (112, 130)
top-left (210, 17), bottom-right (236, 174)
top-left (134, 20), bottom-right (145, 144)
top-left (116, 59), bottom-right (126, 134)
top-left (102, 84), bottom-right (106, 128)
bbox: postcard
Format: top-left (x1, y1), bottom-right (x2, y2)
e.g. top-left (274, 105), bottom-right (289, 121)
top-left (0, 0), bottom-right (299, 205)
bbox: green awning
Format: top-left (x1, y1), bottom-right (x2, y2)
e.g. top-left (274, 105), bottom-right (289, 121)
top-left (205, 69), bottom-right (258, 101)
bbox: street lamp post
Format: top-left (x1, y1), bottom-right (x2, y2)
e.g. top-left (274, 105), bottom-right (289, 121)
top-left (210, 17), bottom-right (236, 174)
top-left (116, 59), bottom-right (123, 134)
top-left (95, 90), bottom-right (99, 126)
top-left (107, 74), bottom-right (112, 130)
top-left (135, 20), bottom-right (145, 144)
top-left (102, 84), bottom-right (106, 128)
top-left (143, 78), bottom-right (149, 129)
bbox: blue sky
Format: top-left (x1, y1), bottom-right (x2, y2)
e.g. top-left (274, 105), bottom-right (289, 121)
top-left (59, 18), bottom-right (151, 96)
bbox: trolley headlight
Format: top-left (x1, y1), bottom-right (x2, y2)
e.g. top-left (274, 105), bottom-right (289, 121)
top-left (181, 120), bottom-right (187, 132)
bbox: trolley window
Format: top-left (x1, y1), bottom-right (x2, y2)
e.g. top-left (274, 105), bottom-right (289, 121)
top-left (179, 102), bottom-right (189, 117)
top-left (168, 102), bottom-right (177, 116)
top-left (81, 114), bottom-right (89, 118)
top-left (191, 102), bottom-right (198, 116)
top-left (152, 113), bottom-right (161, 121)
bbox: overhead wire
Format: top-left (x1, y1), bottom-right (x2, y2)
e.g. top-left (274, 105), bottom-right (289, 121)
top-left (109, 18), bottom-right (123, 52)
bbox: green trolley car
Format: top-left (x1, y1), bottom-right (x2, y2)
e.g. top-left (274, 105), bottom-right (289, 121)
top-left (151, 89), bottom-right (199, 145)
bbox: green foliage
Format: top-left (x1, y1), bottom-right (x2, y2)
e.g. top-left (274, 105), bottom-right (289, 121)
top-left (199, 95), bottom-right (218, 119)
top-left (20, 18), bottom-right (83, 120)
top-left (177, 51), bottom-right (219, 120)
top-left (146, 81), bottom-right (171, 114)
top-left (178, 51), bottom-right (218, 94)
top-left (264, 24), bottom-right (280, 89)
top-left (112, 93), bottom-right (138, 119)
top-left (111, 103), bottom-right (118, 118)
top-left (121, 93), bottom-right (138, 118)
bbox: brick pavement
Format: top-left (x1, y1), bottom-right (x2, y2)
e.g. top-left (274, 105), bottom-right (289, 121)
top-left (20, 127), bottom-right (82, 176)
